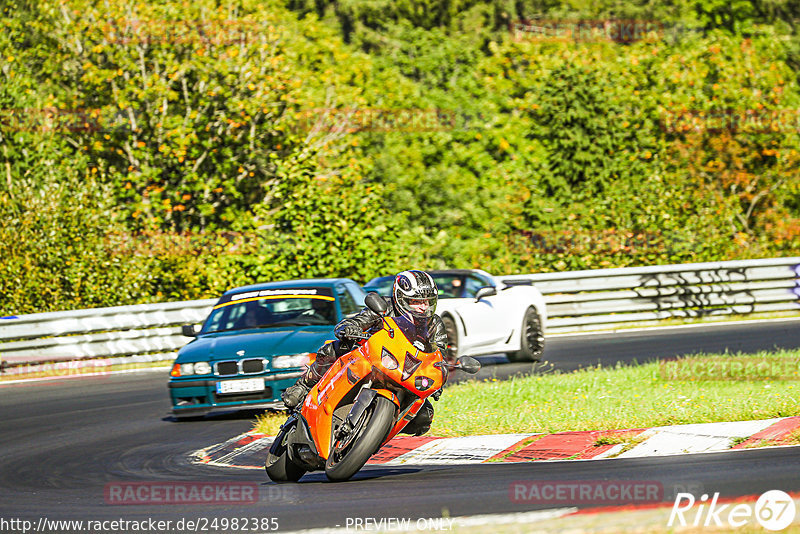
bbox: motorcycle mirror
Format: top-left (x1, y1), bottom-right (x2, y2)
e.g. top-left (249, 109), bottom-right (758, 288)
top-left (457, 356), bottom-right (481, 374)
top-left (364, 292), bottom-right (390, 316)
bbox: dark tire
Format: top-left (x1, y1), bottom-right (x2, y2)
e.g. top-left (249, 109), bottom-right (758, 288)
top-left (441, 315), bottom-right (459, 364)
top-left (265, 422), bottom-right (306, 483)
top-left (325, 396), bottom-right (396, 482)
top-left (507, 307), bottom-right (545, 362)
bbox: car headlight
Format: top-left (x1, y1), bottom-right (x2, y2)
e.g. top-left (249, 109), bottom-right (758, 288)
top-left (272, 353), bottom-right (310, 369)
top-left (170, 361), bottom-right (211, 377)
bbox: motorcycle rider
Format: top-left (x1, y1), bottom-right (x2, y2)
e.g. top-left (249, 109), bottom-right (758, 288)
top-left (281, 270), bottom-right (449, 436)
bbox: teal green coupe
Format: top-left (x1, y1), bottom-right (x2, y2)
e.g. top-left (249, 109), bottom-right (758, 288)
top-left (169, 278), bottom-right (366, 418)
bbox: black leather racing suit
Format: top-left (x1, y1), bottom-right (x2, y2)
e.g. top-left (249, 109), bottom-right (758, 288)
top-left (304, 302), bottom-right (449, 436)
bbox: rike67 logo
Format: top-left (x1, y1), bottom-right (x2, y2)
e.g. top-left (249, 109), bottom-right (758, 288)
top-left (669, 490), bottom-right (797, 531)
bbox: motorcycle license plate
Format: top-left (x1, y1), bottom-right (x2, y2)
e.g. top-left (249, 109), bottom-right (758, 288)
top-left (216, 378), bottom-right (265, 395)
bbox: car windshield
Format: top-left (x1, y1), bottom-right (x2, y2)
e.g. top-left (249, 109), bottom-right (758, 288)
top-left (431, 273), bottom-right (494, 299)
top-left (364, 276), bottom-right (394, 297)
top-left (367, 273), bottom-right (490, 299)
top-left (431, 274), bottom-right (467, 299)
top-left (201, 288), bottom-right (337, 334)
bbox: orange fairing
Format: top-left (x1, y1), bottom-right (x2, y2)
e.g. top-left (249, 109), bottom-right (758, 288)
top-left (300, 318), bottom-right (446, 459)
top-left (362, 322), bottom-right (446, 398)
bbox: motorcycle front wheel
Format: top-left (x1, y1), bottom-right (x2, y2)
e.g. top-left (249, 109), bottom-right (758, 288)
top-left (265, 420), bottom-right (306, 483)
top-left (325, 395), bottom-right (396, 482)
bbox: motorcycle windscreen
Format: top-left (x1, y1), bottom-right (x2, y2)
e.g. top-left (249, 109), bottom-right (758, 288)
top-left (393, 315), bottom-right (435, 353)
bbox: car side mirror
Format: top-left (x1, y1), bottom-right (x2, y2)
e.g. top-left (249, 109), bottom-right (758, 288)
top-left (364, 292), bottom-right (390, 316)
top-left (474, 286), bottom-right (497, 302)
top-left (181, 324), bottom-right (201, 337)
top-left (457, 356), bottom-right (481, 374)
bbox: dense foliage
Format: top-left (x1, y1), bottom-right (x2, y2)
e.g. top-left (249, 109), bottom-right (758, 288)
top-left (1, 0), bottom-right (799, 314)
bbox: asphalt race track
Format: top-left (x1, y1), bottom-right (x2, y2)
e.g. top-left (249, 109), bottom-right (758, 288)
top-left (1, 319), bottom-right (799, 532)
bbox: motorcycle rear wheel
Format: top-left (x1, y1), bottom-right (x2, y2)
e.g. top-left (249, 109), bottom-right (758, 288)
top-left (325, 396), bottom-right (396, 482)
top-left (265, 421), bottom-right (306, 482)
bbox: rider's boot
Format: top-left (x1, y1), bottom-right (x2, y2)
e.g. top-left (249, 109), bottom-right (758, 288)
top-left (282, 341), bottom-right (343, 409)
top-left (401, 399), bottom-right (434, 436)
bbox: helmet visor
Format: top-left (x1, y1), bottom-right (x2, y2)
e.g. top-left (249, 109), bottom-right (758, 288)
top-left (399, 295), bottom-right (437, 318)
top-left (408, 298), bottom-right (433, 315)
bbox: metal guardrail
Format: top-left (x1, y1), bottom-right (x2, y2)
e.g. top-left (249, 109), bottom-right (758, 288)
top-left (1, 258), bottom-right (798, 365)
top-left (0, 300), bottom-right (215, 365)
top-left (497, 257), bottom-right (800, 333)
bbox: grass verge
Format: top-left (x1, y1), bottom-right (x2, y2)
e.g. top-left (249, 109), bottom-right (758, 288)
top-left (432, 349), bottom-right (800, 436)
top-left (251, 348), bottom-right (800, 437)
top-left (254, 412), bottom-right (288, 436)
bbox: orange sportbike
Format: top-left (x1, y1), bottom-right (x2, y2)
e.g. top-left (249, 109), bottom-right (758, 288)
top-left (265, 293), bottom-right (480, 482)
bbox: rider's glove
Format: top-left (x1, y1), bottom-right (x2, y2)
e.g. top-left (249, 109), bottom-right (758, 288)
top-left (337, 324), bottom-right (362, 340)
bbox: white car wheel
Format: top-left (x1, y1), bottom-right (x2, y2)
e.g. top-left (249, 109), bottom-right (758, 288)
top-left (507, 306), bottom-right (544, 362)
top-left (441, 315), bottom-right (459, 364)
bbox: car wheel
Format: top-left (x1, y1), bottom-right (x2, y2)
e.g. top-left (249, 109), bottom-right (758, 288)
top-left (507, 306), bottom-right (544, 362)
top-left (441, 315), bottom-right (458, 364)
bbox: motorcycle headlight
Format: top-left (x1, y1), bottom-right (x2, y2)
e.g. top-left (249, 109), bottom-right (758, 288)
top-left (381, 348), bottom-right (399, 370)
top-left (193, 361), bottom-right (212, 375)
top-left (415, 375), bottom-right (435, 391)
top-left (272, 353), bottom-right (310, 369)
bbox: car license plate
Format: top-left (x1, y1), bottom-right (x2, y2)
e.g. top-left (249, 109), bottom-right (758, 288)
top-left (216, 378), bottom-right (265, 394)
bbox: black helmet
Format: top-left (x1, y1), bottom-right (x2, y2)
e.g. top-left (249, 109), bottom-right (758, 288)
top-left (392, 270), bottom-right (438, 325)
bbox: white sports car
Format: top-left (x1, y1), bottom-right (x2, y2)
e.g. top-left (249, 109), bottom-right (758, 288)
top-left (363, 269), bottom-right (546, 362)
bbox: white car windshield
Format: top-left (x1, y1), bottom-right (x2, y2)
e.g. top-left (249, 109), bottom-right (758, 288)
top-left (431, 274), bottom-right (492, 299)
